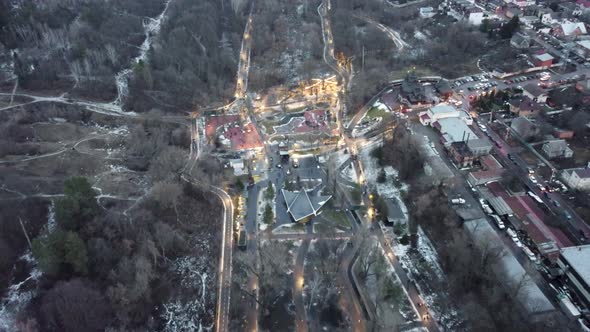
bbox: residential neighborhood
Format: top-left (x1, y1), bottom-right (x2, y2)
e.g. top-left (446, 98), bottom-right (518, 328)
top-left (4, 0), bottom-right (590, 331)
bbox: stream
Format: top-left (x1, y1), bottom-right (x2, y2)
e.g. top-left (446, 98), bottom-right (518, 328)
top-left (113, 0), bottom-right (172, 107)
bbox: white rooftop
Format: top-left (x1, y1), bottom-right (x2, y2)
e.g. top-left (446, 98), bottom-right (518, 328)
top-left (430, 104), bottom-right (458, 115)
top-left (561, 245), bottom-right (590, 288)
top-left (535, 53), bottom-right (554, 62)
top-left (435, 117), bottom-right (477, 143)
top-left (561, 22), bottom-right (587, 36)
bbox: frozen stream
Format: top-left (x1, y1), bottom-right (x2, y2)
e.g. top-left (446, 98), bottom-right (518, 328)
top-left (114, 0), bottom-right (172, 106)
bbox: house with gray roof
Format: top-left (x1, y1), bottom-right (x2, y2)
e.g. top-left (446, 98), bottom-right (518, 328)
top-left (511, 116), bottom-right (539, 140)
top-left (542, 139), bottom-right (573, 159)
top-left (510, 32), bottom-right (531, 49)
top-left (281, 189), bottom-right (331, 223)
top-left (384, 197), bottom-right (407, 225)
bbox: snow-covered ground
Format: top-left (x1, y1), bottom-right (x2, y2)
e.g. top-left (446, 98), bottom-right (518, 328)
top-left (160, 256), bottom-right (214, 332)
top-left (0, 253), bottom-right (42, 331)
top-left (114, 0), bottom-right (172, 106)
top-left (359, 140), bottom-right (409, 201)
top-left (390, 227), bottom-right (463, 330)
top-left (272, 223), bottom-right (306, 235)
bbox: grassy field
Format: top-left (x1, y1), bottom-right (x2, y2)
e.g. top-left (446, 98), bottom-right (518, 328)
top-left (365, 106), bottom-right (390, 120)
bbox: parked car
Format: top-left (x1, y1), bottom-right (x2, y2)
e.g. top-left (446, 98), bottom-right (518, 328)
top-left (490, 214), bottom-right (506, 230)
top-left (522, 246), bottom-right (537, 262)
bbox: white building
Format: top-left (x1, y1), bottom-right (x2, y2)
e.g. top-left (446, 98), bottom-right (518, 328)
top-left (562, 167), bottom-right (590, 191)
top-left (419, 104), bottom-right (461, 126)
top-left (419, 6), bottom-right (436, 18)
top-left (229, 159), bottom-right (247, 176)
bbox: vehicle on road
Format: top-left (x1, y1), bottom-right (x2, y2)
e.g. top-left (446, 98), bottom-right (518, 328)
top-left (528, 191), bottom-right (543, 204)
top-left (522, 246), bottom-right (537, 262)
top-left (529, 174), bottom-right (537, 184)
top-left (507, 228), bottom-right (523, 247)
top-left (490, 214), bottom-right (506, 229)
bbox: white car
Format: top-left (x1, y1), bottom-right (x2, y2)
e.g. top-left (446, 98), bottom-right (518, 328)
top-left (522, 246), bottom-right (537, 262)
top-left (529, 175), bottom-right (538, 184)
top-left (490, 214), bottom-right (505, 230)
top-left (507, 228), bottom-right (523, 247)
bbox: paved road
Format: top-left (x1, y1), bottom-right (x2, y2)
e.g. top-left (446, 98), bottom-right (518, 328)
top-left (293, 236), bottom-right (311, 332)
top-left (234, 8), bottom-right (254, 99)
top-left (210, 185), bottom-right (234, 332)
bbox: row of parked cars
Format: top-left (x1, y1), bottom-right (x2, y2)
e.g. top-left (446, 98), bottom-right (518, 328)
top-left (478, 197), bottom-right (538, 262)
top-left (453, 73), bottom-right (493, 87)
top-left (504, 72), bottom-right (549, 85)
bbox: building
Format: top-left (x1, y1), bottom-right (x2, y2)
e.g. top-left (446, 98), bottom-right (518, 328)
top-left (400, 71), bottom-right (428, 104)
top-left (281, 189), bottom-right (331, 223)
top-left (419, 103), bottom-right (461, 125)
top-left (229, 159), bottom-right (247, 176)
top-left (511, 116), bottom-right (539, 140)
top-left (533, 53), bottom-right (554, 67)
top-left (562, 167), bottom-right (590, 190)
top-left (554, 128), bottom-right (575, 140)
top-left (467, 169), bottom-right (505, 186)
top-left (432, 117), bottom-right (492, 155)
top-left (555, 21), bottom-right (587, 37)
top-left (435, 79), bottom-right (453, 99)
top-left (384, 197), bottom-right (407, 225)
top-left (420, 6), bottom-right (436, 18)
top-left (449, 141), bottom-right (475, 167)
top-left (511, 32), bottom-right (531, 49)
top-left (522, 83), bottom-right (549, 103)
top-left (557, 245), bottom-right (590, 309)
top-left (542, 139), bottom-right (574, 159)
top-left (505, 6), bottom-right (522, 19)
top-left (509, 96), bottom-right (542, 116)
top-left (520, 16), bottom-right (540, 28)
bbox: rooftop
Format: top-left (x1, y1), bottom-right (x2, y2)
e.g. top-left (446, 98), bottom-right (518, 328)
top-left (434, 117), bottom-right (473, 138)
top-left (574, 168), bottom-right (590, 178)
top-left (523, 84), bottom-right (546, 98)
top-left (560, 21), bottom-right (587, 36)
top-left (430, 104), bottom-right (458, 115)
top-left (577, 40), bottom-right (590, 50)
top-left (543, 139), bottom-right (569, 153)
top-left (282, 189), bottom-right (331, 222)
top-left (534, 53), bottom-right (554, 62)
top-left (561, 245), bottom-right (590, 288)
top-left (385, 197), bottom-right (406, 223)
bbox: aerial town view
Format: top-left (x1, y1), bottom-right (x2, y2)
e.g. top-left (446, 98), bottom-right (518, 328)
top-left (3, 0), bottom-right (590, 331)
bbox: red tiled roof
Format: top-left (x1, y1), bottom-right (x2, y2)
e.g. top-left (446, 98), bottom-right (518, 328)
top-left (226, 123), bottom-right (263, 151)
top-left (480, 155), bottom-right (503, 171)
top-left (206, 115), bottom-right (240, 138)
